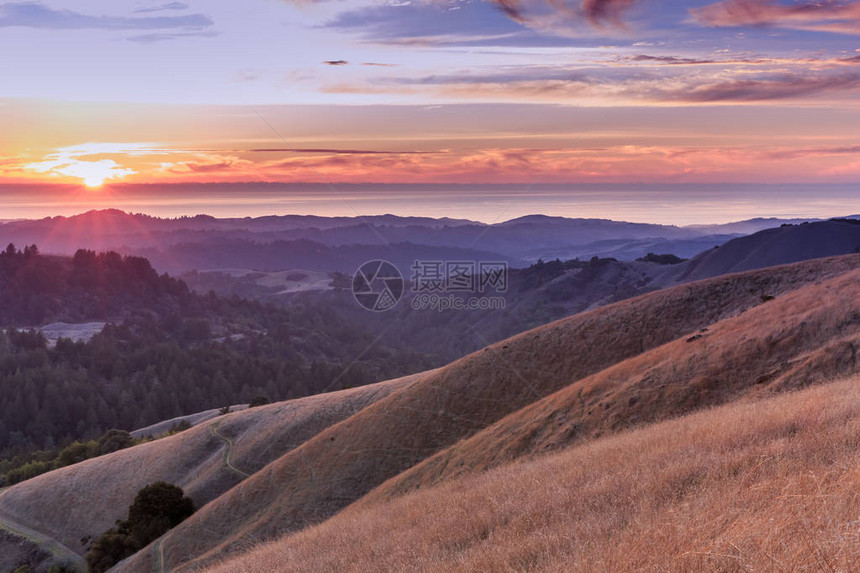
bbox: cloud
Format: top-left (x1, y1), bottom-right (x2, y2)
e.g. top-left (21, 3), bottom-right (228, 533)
top-left (762, 145), bottom-right (860, 160)
top-left (692, 0), bottom-right (860, 35)
top-left (347, 64), bottom-right (860, 104)
top-left (134, 2), bottom-right (189, 14)
top-left (617, 54), bottom-right (860, 67)
top-left (126, 30), bottom-right (219, 43)
top-left (489, 0), bottom-right (641, 30)
top-left (327, 2), bottom-right (518, 39)
top-left (22, 143), bottom-right (153, 186)
top-left (247, 148), bottom-right (439, 155)
top-left (581, 0), bottom-right (641, 25)
top-left (618, 54), bottom-right (770, 66)
top-left (323, 1), bottom-right (582, 47)
top-left (673, 73), bottom-right (860, 102)
top-left (0, 2), bottom-right (213, 30)
top-left (323, 60), bottom-right (349, 65)
top-left (167, 157), bottom-right (249, 174)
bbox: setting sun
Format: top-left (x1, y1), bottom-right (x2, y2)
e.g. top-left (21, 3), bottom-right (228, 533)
top-left (84, 176), bottom-right (105, 188)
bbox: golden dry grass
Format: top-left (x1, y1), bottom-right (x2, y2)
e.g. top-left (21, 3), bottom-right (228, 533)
top-left (116, 254), bottom-right (860, 572)
top-left (206, 373), bottom-right (860, 573)
top-left (361, 266), bottom-right (860, 502)
top-left (0, 372), bottom-right (416, 556)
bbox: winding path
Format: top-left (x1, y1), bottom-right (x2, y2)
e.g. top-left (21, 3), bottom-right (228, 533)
top-left (210, 421), bottom-right (252, 479)
top-left (151, 419), bottom-right (252, 572)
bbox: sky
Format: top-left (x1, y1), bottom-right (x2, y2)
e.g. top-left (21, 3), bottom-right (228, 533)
top-left (1, 0), bottom-right (860, 222)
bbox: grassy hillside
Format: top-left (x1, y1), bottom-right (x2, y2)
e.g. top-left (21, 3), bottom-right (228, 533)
top-left (204, 373), bottom-right (860, 572)
top-left (0, 372), bottom-right (420, 558)
top-left (361, 264), bottom-right (860, 502)
top-left (114, 254), bottom-right (860, 572)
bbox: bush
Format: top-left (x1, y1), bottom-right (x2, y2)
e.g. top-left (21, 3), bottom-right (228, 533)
top-left (56, 441), bottom-right (98, 467)
top-left (249, 395), bottom-right (270, 408)
top-left (98, 429), bottom-right (135, 455)
top-left (636, 253), bottom-right (687, 265)
top-left (86, 482), bottom-right (195, 572)
top-left (167, 420), bottom-right (192, 435)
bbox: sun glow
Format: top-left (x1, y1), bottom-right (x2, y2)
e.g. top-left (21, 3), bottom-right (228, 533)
top-left (22, 143), bottom-right (141, 188)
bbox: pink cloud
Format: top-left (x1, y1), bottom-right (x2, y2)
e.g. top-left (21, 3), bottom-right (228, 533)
top-left (693, 0), bottom-right (860, 34)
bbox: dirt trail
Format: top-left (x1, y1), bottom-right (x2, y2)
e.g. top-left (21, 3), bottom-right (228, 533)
top-left (210, 421), bottom-right (252, 479)
top-left (151, 420), bottom-right (253, 572)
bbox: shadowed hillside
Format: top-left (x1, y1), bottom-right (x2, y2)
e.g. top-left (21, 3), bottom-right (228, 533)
top-left (0, 372), bottom-right (421, 559)
top-left (674, 219), bottom-right (860, 283)
top-left (112, 254), bottom-right (860, 571)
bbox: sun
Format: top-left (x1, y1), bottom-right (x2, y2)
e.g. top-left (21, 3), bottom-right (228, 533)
top-left (67, 160), bottom-right (127, 189)
top-left (84, 175), bottom-right (106, 188)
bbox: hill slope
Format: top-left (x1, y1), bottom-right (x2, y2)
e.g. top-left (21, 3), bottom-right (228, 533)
top-left (360, 263), bottom-right (860, 503)
top-left (205, 373), bottom-right (860, 572)
top-left (673, 219), bottom-right (860, 283)
top-left (113, 254), bottom-right (860, 571)
top-left (0, 372), bottom-right (422, 558)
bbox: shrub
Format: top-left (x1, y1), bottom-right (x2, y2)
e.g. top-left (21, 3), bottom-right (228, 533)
top-left (85, 482), bottom-right (195, 572)
top-left (249, 395), bottom-right (270, 408)
top-left (97, 429), bottom-right (135, 455)
top-left (636, 253), bottom-right (687, 265)
top-left (56, 441), bottom-right (97, 467)
top-left (167, 419), bottom-right (192, 435)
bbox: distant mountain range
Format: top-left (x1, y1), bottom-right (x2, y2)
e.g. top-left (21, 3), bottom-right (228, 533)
top-left (1, 209), bottom-right (853, 273)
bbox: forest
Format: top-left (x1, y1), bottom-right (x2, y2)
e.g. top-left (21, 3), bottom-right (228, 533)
top-left (0, 245), bottom-right (435, 480)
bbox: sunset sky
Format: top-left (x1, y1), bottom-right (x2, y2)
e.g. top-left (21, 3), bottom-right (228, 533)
top-left (2, 0), bottom-right (860, 222)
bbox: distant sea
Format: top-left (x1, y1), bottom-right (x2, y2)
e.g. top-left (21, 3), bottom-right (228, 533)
top-left (0, 182), bottom-right (857, 225)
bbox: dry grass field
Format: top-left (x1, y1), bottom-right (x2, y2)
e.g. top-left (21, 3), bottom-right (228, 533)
top-left (361, 265), bottom-right (860, 502)
top-left (115, 254), bottom-right (860, 572)
top-left (204, 373), bottom-right (860, 572)
top-left (0, 372), bottom-right (418, 557)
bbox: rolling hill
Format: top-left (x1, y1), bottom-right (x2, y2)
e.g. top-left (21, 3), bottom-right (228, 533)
top-left (205, 373), bottom-right (860, 572)
top-left (0, 209), bottom-right (764, 272)
top-left (0, 371), bottom-right (424, 566)
top-left (99, 254), bottom-right (860, 571)
top-left (673, 219), bottom-right (860, 283)
top-left (4, 253), bottom-right (860, 572)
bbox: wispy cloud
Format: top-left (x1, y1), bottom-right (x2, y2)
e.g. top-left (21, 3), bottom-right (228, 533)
top-left (20, 143), bottom-right (170, 186)
top-left (323, 60), bottom-right (349, 66)
top-left (339, 64), bottom-right (860, 104)
top-left (247, 148), bottom-right (439, 155)
top-left (693, 0), bottom-right (860, 35)
top-left (166, 156), bottom-right (251, 174)
top-left (0, 2), bottom-right (212, 30)
top-left (127, 30), bottom-right (219, 43)
top-left (134, 2), bottom-right (189, 14)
